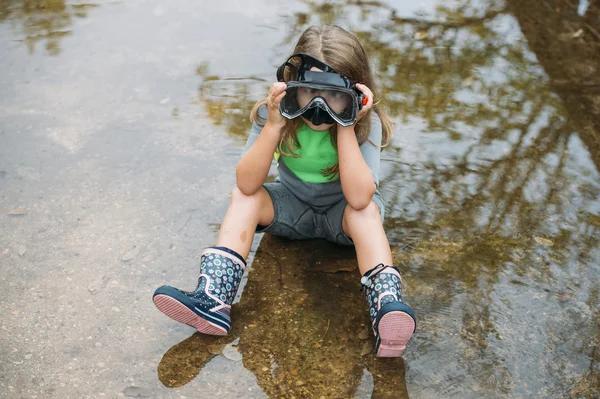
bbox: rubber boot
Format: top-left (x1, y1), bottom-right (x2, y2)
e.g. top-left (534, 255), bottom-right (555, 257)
top-left (153, 246), bottom-right (246, 335)
top-left (361, 264), bottom-right (416, 357)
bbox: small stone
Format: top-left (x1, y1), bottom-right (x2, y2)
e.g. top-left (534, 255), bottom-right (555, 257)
top-left (261, 367), bottom-right (268, 372)
top-left (97, 362), bottom-right (105, 368)
top-left (17, 245), bottom-right (27, 256)
top-left (88, 276), bottom-right (108, 294)
top-left (112, 307), bottom-right (120, 312)
top-left (24, 354), bottom-right (32, 359)
top-left (221, 344), bottom-right (243, 361)
top-left (295, 380), bottom-right (305, 386)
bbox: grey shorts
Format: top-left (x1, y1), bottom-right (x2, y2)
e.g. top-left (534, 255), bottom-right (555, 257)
top-left (257, 182), bottom-right (385, 246)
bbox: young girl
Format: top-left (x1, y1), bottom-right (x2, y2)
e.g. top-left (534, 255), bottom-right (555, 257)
top-left (153, 25), bottom-right (416, 357)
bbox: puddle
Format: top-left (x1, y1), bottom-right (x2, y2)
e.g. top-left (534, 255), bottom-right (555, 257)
top-left (1, 0), bottom-right (598, 397)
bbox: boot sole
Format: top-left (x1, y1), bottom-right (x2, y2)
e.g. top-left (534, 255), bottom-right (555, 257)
top-left (153, 294), bottom-right (228, 336)
top-left (377, 311), bottom-right (415, 357)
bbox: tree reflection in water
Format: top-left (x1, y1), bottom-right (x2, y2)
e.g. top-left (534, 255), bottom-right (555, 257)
top-left (180, 0), bottom-right (599, 396)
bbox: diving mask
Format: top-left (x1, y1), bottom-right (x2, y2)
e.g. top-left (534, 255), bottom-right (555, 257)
top-left (276, 53), bottom-right (365, 126)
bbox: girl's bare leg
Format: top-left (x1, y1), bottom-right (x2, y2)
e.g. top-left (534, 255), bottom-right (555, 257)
top-left (342, 201), bottom-right (415, 358)
top-left (153, 186), bottom-right (274, 336)
top-left (216, 186), bottom-right (274, 259)
top-left (341, 201), bottom-right (392, 276)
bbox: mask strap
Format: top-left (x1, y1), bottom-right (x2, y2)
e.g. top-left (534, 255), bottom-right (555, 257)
top-left (277, 53), bottom-right (340, 82)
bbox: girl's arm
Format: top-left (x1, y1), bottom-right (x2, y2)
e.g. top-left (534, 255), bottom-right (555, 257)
top-left (236, 83), bottom-right (287, 195)
top-left (337, 124), bottom-right (377, 209)
top-left (337, 83), bottom-right (380, 210)
top-left (236, 121), bottom-right (282, 195)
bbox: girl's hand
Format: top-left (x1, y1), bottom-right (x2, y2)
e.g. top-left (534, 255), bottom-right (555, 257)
top-left (267, 82), bottom-right (287, 129)
top-left (354, 83), bottom-right (373, 123)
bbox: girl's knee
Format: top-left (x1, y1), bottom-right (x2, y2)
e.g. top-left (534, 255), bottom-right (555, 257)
top-left (345, 200), bottom-right (381, 222)
top-left (230, 187), bottom-right (274, 226)
top-left (230, 187), bottom-right (261, 207)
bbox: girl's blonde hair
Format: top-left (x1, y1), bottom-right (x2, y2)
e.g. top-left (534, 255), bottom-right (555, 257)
top-left (250, 25), bottom-right (393, 179)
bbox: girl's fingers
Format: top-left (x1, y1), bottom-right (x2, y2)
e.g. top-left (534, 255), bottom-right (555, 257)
top-left (273, 90), bottom-right (287, 106)
top-left (357, 83), bottom-right (373, 100)
top-left (357, 83), bottom-right (373, 110)
top-left (270, 82), bottom-right (287, 96)
top-left (269, 82), bottom-right (287, 107)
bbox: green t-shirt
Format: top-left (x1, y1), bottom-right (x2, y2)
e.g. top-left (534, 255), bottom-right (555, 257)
top-left (280, 123), bottom-right (339, 183)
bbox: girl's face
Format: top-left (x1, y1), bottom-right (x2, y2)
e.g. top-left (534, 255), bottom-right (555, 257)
top-left (299, 67), bottom-right (336, 131)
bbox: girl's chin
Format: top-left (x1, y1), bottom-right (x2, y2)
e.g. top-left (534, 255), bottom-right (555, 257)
top-left (301, 117), bottom-right (334, 131)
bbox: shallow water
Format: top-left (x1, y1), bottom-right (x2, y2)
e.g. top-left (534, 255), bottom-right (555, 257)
top-left (1, 0), bottom-right (599, 398)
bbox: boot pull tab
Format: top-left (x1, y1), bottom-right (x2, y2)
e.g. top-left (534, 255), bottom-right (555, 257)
top-left (360, 263), bottom-right (392, 291)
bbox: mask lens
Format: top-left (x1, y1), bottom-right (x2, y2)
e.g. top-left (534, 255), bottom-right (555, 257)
top-left (320, 89), bottom-right (353, 117)
top-left (280, 85), bottom-right (303, 115)
top-left (280, 83), bottom-right (359, 125)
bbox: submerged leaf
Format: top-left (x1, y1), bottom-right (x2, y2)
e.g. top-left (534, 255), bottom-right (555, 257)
top-left (361, 340), bottom-right (373, 356)
top-left (310, 259), bottom-right (357, 273)
top-left (123, 386), bottom-right (152, 397)
top-left (358, 327), bottom-right (371, 340)
top-left (207, 343), bottom-right (226, 355)
top-left (8, 208), bottom-right (26, 215)
top-left (121, 246), bottom-right (140, 261)
top-left (534, 237), bottom-right (554, 247)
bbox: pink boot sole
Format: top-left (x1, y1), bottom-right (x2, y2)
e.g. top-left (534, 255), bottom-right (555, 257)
top-left (376, 311), bottom-right (415, 357)
top-left (153, 294), bottom-right (228, 336)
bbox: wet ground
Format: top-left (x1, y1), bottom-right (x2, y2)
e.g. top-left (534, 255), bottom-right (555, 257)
top-left (1, 0), bottom-right (599, 398)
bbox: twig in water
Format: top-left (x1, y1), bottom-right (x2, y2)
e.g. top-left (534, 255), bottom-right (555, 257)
top-left (319, 319), bottom-right (331, 342)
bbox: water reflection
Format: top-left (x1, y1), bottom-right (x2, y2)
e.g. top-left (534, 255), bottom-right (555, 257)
top-left (0, 0), bottom-right (99, 55)
top-left (178, 0), bottom-right (599, 396)
top-left (159, 236), bottom-right (410, 398)
top-left (196, 63), bottom-right (268, 138)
